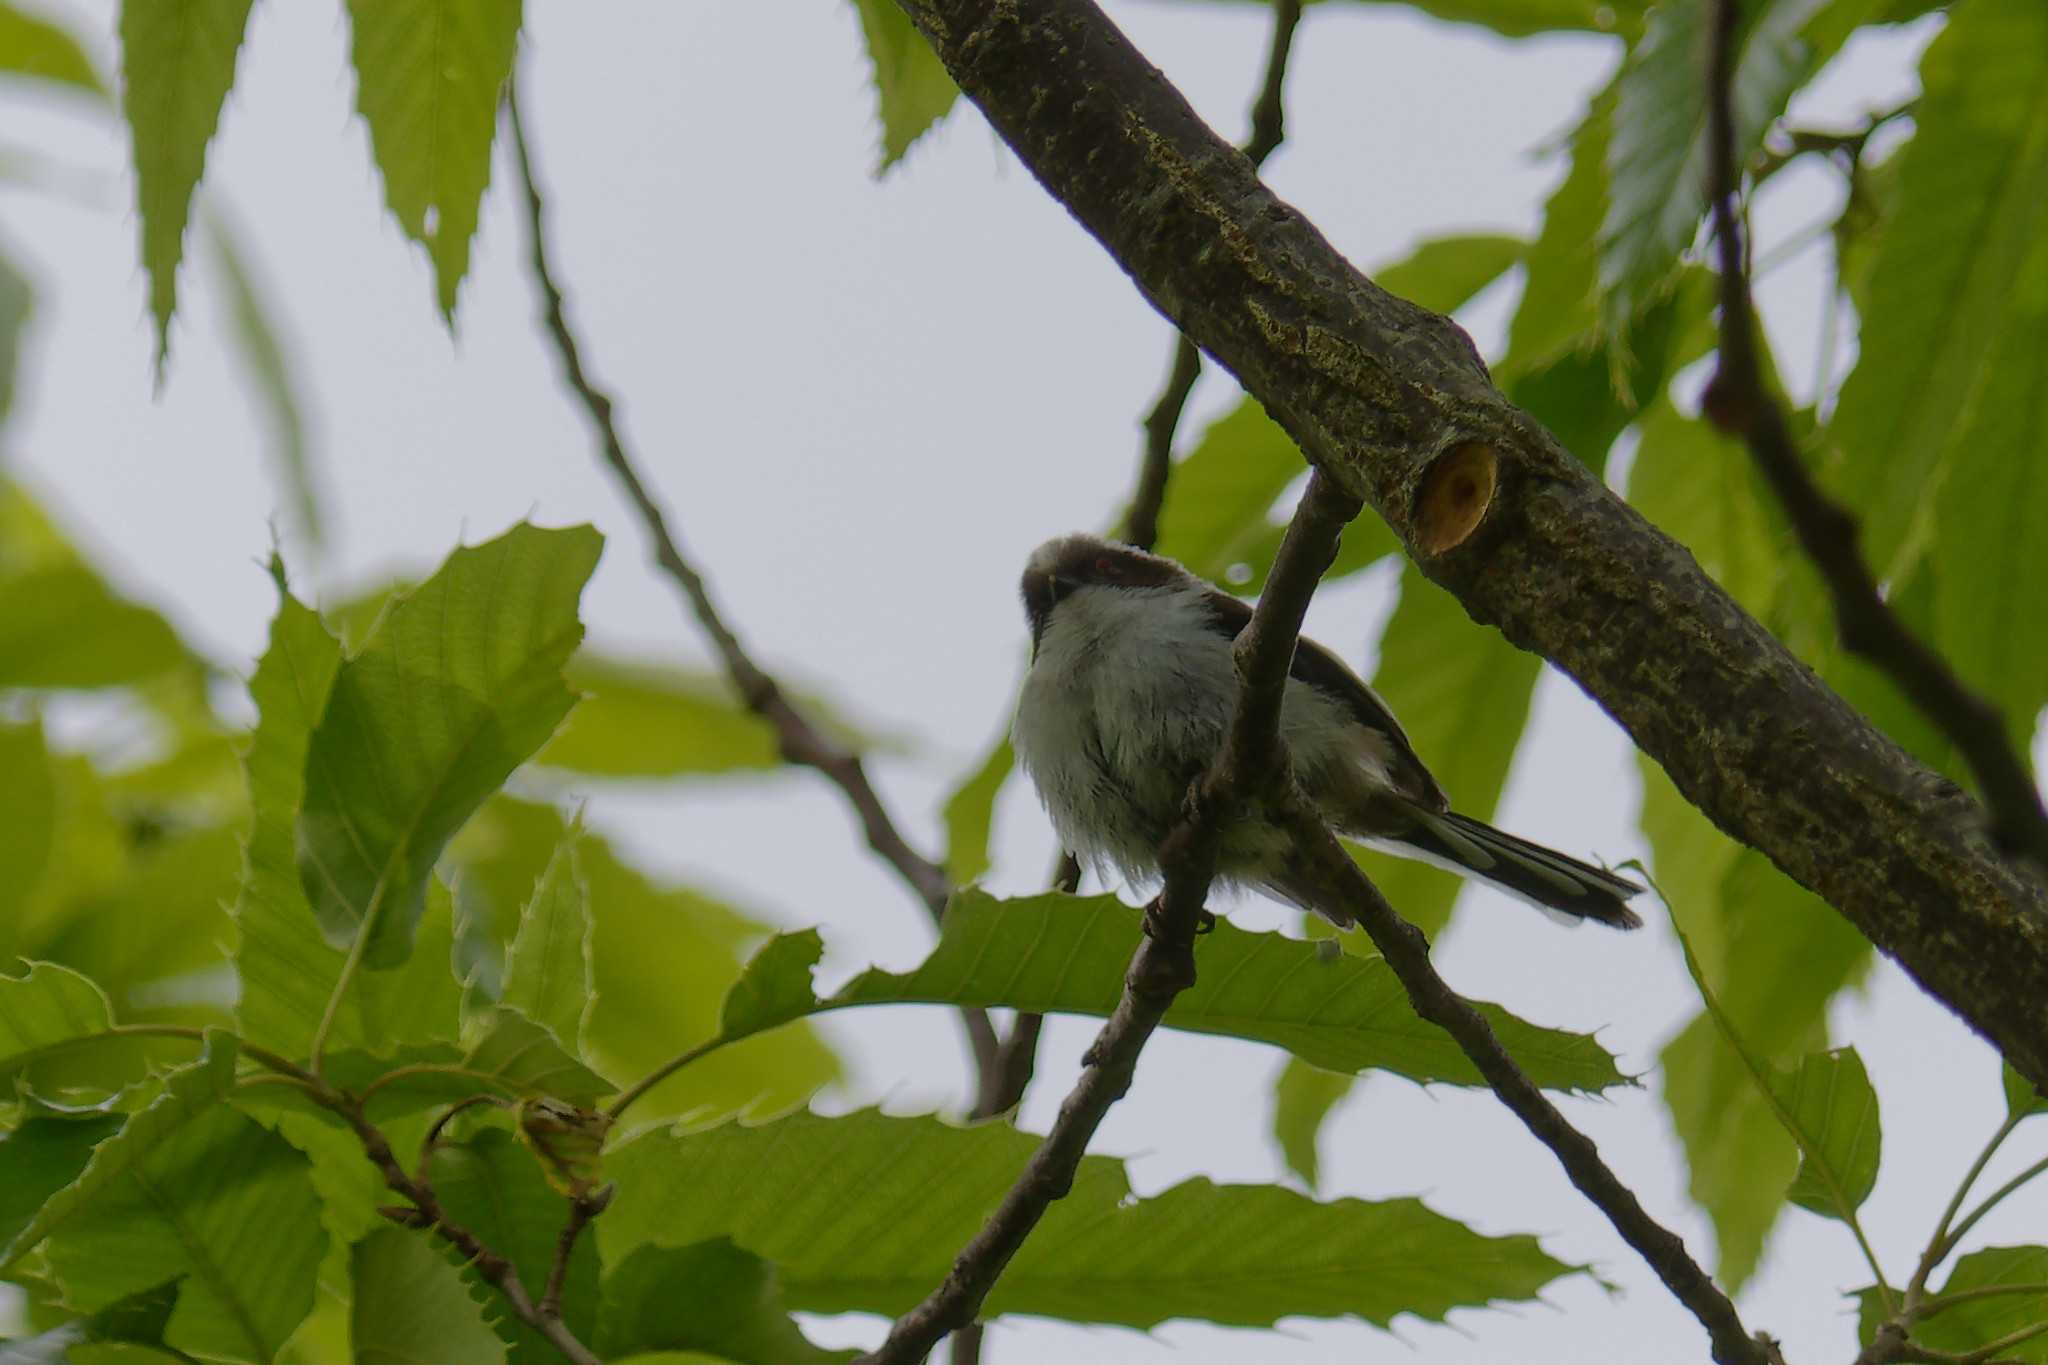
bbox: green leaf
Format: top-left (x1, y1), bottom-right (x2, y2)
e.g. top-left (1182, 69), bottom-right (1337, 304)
top-left (1348, 569), bottom-right (1543, 940)
top-left (350, 1227), bottom-right (506, 1365)
top-left (1601, 0), bottom-right (1828, 334)
top-left (535, 653), bottom-right (882, 779)
top-left (207, 209), bottom-right (321, 551)
top-left (297, 522), bottom-right (600, 969)
top-left (1505, 83), bottom-right (1612, 371)
top-left (0, 1278), bottom-right (192, 1364)
top-left (118, 0), bottom-right (256, 375)
top-left (0, 1116), bottom-right (123, 1263)
top-left (1169, 0), bottom-right (1644, 39)
top-left (1776, 1048), bottom-right (1882, 1220)
top-left (1828, 0), bottom-right (2048, 576)
top-left (940, 730), bottom-right (1011, 885)
top-left (0, 720), bottom-right (55, 942)
top-left (345, 0), bottom-right (521, 321)
top-left (1149, 397), bottom-right (1320, 587)
top-left (0, 962), bottom-right (121, 1103)
top-left (603, 1108), bottom-right (1579, 1328)
top-left (1628, 398), bottom-right (1781, 614)
top-left (1272, 1057), bottom-right (1355, 1189)
top-left (1372, 233), bottom-right (1524, 316)
top-left (1931, 228), bottom-right (2048, 747)
top-left (848, 0), bottom-right (957, 172)
top-left (0, 564), bottom-right (187, 689)
top-left (1858, 1246), bottom-right (2048, 1363)
top-left (4, 1039), bottom-right (239, 1271)
top-left (2006, 1062), bottom-right (2047, 1123)
top-left (460, 1009), bottom-right (611, 1104)
top-left (0, 244), bottom-right (29, 427)
top-left (716, 891), bottom-right (1627, 1092)
top-left (0, 2), bottom-right (105, 94)
top-left (596, 1240), bottom-right (855, 1365)
top-left (430, 1129), bottom-right (596, 1364)
top-left (235, 567), bottom-right (462, 1057)
top-left (452, 798), bottom-right (839, 1126)
top-left (42, 1071), bottom-right (327, 1364)
top-left (500, 824), bottom-right (591, 1054)
top-left (1645, 822), bottom-right (1874, 1289)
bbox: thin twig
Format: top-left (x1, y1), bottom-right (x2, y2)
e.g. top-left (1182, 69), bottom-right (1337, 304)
top-left (1855, 1324), bottom-right (1968, 1365)
top-left (1932, 1151), bottom-right (2048, 1268)
top-left (1699, 0), bottom-right (2048, 869)
top-left (503, 77), bottom-right (1000, 1083)
top-left (1119, 0), bottom-right (1302, 554)
top-left (955, 22), bottom-right (1307, 1358)
top-left (338, 1096), bottom-right (605, 1365)
top-left (1905, 1111), bottom-right (2025, 1312)
top-left (416, 1093), bottom-right (505, 1180)
top-left (543, 1189), bottom-right (612, 1318)
top-left (1918, 1282), bottom-right (2048, 1321)
top-left (1259, 798), bottom-right (1769, 1365)
top-left (855, 473), bottom-right (1360, 1365)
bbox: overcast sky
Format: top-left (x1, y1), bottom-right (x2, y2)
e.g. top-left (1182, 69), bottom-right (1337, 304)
top-left (4, 2), bottom-right (2041, 1362)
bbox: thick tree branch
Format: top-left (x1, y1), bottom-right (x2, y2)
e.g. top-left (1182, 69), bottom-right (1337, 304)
top-left (1699, 0), bottom-right (2048, 872)
top-left (889, 0), bottom-right (2048, 1089)
top-left (854, 473), bottom-right (1356, 1365)
top-left (504, 79), bottom-right (1000, 1083)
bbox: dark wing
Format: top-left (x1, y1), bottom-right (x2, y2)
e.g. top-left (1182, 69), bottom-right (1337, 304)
top-left (1200, 587), bottom-right (1446, 809)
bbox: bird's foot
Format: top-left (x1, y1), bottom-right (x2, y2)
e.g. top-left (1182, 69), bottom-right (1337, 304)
top-left (1140, 895), bottom-right (1216, 940)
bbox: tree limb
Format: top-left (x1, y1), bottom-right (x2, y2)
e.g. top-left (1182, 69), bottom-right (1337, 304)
top-left (503, 77), bottom-right (1000, 1084)
top-left (1265, 788), bottom-right (1769, 1365)
top-left (853, 472), bottom-right (1356, 1365)
top-left (1699, 0), bottom-right (2048, 873)
top-left (888, 0), bottom-right (2048, 1090)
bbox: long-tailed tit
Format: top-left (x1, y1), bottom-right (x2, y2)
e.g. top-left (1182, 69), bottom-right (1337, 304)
top-left (1012, 533), bottom-right (1642, 930)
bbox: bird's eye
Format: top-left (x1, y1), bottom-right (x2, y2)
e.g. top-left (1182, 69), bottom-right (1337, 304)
top-left (1094, 555), bottom-right (1117, 578)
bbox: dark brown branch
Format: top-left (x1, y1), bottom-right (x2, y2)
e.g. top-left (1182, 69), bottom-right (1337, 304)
top-left (1699, 0), bottom-right (2048, 874)
top-left (503, 78), bottom-right (1001, 1084)
top-left (855, 473), bottom-right (1357, 1365)
top-left (1262, 795), bottom-right (1769, 1365)
top-left (543, 1189), bottom-right (610, 1318)
top-left (1123, 339), bottom-right (1202, 552)
top-left (340, 1098), bottom-right (604, 1365)
top-left (1120, 0), bottom-right (1302, 554)
top-left (888, 0), bottom-right (2048, 1091)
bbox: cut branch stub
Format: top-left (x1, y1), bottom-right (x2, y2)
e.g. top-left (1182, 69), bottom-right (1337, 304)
top-left (1414, 442), bottom-right (1498, 556)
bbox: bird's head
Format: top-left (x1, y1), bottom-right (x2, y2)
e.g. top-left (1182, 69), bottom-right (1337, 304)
top-left (1020, 534), bottom-right (1189, 654)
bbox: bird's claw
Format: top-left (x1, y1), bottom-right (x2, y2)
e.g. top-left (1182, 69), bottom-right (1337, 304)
top-left (1140, 897), bottom-right (1216, 938)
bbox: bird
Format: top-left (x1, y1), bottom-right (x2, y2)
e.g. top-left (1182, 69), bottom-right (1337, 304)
top-left (1011, 532), bottom-right (1642, 931)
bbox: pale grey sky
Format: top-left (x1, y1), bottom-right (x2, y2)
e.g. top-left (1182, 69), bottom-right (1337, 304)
top-left (4, 2), bottom-right (2040, 1362)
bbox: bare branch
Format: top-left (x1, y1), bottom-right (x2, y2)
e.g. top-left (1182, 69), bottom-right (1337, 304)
top-left (855, 473), bottom-right (1358, 1365)
top-left (503, 77), bottom-right (1000, 1083)
top-left (1264, 794), bottom-right (1770, 1365)
top-left (543, 1188), bottom-right (611, 1319)
top-left (1699, 0), bottom-right (2048, 871)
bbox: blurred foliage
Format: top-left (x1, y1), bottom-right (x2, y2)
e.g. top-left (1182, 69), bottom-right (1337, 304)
top-left (2, 0), bottom-right (2046, 1361)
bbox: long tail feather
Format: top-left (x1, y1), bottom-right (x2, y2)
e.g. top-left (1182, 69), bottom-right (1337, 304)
top-left (1373, 809), bottom-right (1643, 930)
